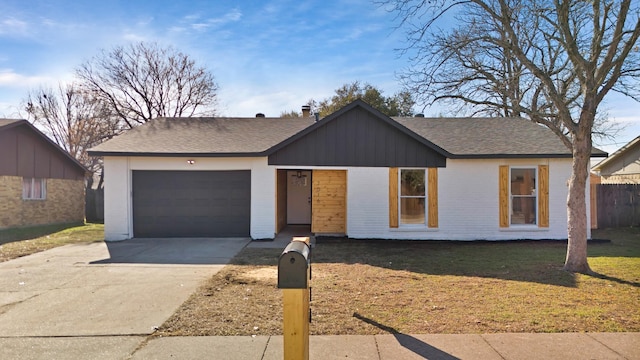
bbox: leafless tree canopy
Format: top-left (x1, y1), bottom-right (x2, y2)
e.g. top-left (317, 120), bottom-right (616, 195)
top-left (76, 42), bottom-right (219, 128)
top-left (24, 84), bottom-right (120, 179)
top-left (389, 0), bottom-right (640, 146)
top-left (382, 0), bottom-right (640, 273)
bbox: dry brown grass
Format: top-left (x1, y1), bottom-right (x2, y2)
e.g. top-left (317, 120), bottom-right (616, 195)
top-left (158, 228), bottom-right (640, 336)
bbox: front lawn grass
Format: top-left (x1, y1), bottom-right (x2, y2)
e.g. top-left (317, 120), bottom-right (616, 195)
top-left (0, 223), bottom-right (104, 262)
top-left (159, 227), bottom-right (639, 336)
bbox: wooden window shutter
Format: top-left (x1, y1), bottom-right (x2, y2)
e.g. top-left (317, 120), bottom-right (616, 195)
top-left (428, 168), bottom-right (438, 228)
top-left (499, 165), bottom-right (509, 227)
top-left (538, 165), bottom-right (549, 227)
top-left (389, 168), bottom-right (398, 228)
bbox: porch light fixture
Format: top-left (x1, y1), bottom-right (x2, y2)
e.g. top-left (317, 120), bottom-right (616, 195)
top-left (296, 170), bottom-right (302, 178)
top-left (187, 159), bottom-right (195, 165)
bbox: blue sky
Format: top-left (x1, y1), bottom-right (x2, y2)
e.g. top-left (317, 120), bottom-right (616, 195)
top-left (0, 0), bottom-right (638, 154)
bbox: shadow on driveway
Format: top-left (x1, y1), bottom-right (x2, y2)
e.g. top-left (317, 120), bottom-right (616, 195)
top-left (91, 237), bottom-right (250, 265)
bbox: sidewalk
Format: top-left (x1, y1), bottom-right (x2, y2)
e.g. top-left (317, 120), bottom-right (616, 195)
top-left (0, 332), bottom-right (637, 359)
top-left (130, 333), bottom-right (639, 360)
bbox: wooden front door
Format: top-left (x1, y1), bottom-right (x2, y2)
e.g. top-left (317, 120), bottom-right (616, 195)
top-left (311, 170), bottom-right (346, 234)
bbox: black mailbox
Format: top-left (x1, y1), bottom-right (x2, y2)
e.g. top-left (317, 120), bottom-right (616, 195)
top-left (278, 240), bottom-right (311, 289)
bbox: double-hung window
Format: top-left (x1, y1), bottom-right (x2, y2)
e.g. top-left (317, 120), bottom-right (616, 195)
top-left (390, 167), bottom-right (438, 229)
top-left (22, 178), bottom-right (47, 200)
top-left (510, 168), bottom-right (536, 225)
top-left (499, 165), bottom-right (548, 228)
top-left (400, 169), bottom-right (426, 225)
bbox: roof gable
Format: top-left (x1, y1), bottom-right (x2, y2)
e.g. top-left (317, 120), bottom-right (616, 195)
top-left (267, 100), bottom-right (448, 167)
top-left (592, 136), bottom-right (640, 173)
top-left (0, 119), bottom-right (86, 179)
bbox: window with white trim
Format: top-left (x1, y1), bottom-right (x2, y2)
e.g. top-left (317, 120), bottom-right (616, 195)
top-left (22, 178), bottom-right (47, 200)
top-left (510, 168), bottom-right (536, 225)
top-left (400, 169), bottom-right (426, 225)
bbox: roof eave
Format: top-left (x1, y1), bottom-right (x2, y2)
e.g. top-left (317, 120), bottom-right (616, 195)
top-left (592, 136), bottom-right (639, 171)
top-left (448, 153), bottom-right (575, 159)
top-left (87, 151), bottom-right (268, 158)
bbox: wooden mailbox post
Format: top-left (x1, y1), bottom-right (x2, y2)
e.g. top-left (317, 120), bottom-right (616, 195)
top-left (278, 236), bottom-right (311, 360)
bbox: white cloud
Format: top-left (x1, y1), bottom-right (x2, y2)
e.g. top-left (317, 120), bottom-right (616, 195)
top-left (0, 69), bottom-right (50, 87)
top-left (0, 100), bottom-right (23, 118)
top-left (0, 17), bottom-right (30, 36)
top-left (191, 23), bottom-right (210, 30)
top-left (122, 31), bottom-right (148, 42)
top-left (168, 26), bottom-right (187, 34)
top-left (220, 8), bottom-right (242, 23)
top-left (39, 17), bottom-right (85, 33)
top-left (174, 8), bottom-right (242, 34)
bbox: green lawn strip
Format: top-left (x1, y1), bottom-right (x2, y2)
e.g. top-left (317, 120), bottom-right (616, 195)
top-left (0, 223), bottom-right (104, 262)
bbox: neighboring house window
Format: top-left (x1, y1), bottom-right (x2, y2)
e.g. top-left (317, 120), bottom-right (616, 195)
top-left (510, 168), bottom-right (537, 225)
top-left (22, 178), bottom-right (46, 200)
top-left (499, 165), bottom-right (549, 228)
top-left (389, 168), bottom-right (438, 228)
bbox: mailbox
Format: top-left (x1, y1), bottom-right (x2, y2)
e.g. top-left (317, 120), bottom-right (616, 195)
top-left (278, 240), bottom-right (311, 289)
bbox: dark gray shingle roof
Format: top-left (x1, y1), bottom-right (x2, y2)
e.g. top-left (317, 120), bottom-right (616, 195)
top-left (89, 103), bottom-right (606, 158)
top-left (394, 116), bottom-right (585, 157)
top-left (89, 117), bottom-right (316, 156)
top-left (0, 118), bottom-right (23, 129)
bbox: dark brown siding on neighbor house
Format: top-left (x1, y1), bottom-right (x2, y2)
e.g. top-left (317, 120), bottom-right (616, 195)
top-left (268, 107), bottom-right (447, 167)
top-left (0, 124), bottom-right (84, 180)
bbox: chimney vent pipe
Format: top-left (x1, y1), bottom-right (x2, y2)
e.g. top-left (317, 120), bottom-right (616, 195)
top-left (301, 105), bottom-right (311, 117)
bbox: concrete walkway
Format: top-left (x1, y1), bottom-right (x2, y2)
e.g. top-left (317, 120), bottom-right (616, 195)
top-left (1, 333), bottom-right (634, 359)
top-left (132, 333), bottom-right (639, 360)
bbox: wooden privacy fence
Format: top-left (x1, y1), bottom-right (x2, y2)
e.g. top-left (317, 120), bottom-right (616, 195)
top-left (85, 188), bottom-right (104, 222)
top-left (595, 184), bottom-right (640, 228)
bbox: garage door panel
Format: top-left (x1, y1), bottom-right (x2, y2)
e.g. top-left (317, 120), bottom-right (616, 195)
top-left (132, 170), bottom-right (251, 238)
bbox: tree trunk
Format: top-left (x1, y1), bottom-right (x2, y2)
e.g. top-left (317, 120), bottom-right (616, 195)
top-left (564, 131), bottom-right (592, 274)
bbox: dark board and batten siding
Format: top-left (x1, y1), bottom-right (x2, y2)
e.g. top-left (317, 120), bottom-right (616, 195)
top-left (268, 107), bottom-right (447, 167)
top-left (0, 123), bottom-right (84, 180)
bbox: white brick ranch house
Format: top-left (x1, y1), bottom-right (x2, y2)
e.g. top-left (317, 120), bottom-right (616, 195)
top-left (88, 100), bottom-right (606, 241)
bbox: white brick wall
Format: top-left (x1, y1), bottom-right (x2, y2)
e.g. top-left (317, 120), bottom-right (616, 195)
top-left (102, 156), bottom-right (275, 241)
top-left (346, 158), bottom-right (577, 240)
top-left (103, 156), bottom-right (582, 241)
top-left (103, 157), bottom-right (131, 241)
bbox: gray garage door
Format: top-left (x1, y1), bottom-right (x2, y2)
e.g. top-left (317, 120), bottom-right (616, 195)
top-left (132, 170), bottom-right (250, 238)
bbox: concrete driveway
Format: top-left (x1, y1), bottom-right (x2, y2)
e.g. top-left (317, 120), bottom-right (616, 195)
top-left (0, 238), bottom-right (250, 338)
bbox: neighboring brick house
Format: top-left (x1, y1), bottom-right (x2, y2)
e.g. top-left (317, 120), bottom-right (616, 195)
top-left (592, 136), bottom-right (640, 184)
top-left (0, 119), bottom-right (86, 229)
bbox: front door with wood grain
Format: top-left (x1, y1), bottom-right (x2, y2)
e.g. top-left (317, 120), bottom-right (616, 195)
top-left (311, 170), bottom-right (346, 234)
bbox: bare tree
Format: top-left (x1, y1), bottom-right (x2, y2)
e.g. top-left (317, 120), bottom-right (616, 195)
top-left (383, 0), bottom-right (640, 273)
top-left (24, 83), bottom-right (120, 186)
top-left (76, 42), bottom-right (219, 128)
